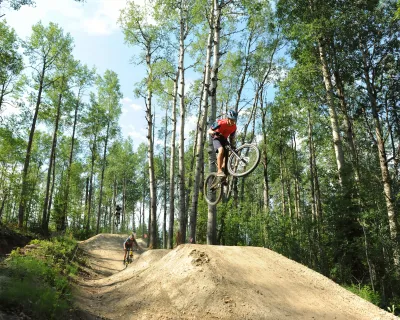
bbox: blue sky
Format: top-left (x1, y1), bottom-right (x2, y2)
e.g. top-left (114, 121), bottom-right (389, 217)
top-left (1, 0), bottom-right (176, 148)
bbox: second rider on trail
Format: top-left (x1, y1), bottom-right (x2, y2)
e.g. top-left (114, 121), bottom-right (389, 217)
top-left (123, 233), bottom-right (138, 264)
top-left (207, 109), bottom-right (238, 185)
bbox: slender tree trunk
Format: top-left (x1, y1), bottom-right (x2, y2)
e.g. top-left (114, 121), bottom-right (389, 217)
top-left (261, 107), bottom-right (270, 214)
top-left (18, 64), bottom-right (46, 229)
top-left (178, 9), bottom-right (187, 243)
top-left (317, 39), bottom-right (345, 185)
top-left (292, 133), bottom-right (301, 219)
top-left (86, 135), bottom-right (97, 234)
top-left (84, 177), bottom-right (89, 228)
top-left (42, 92), bottom-right (62, 234)
top-left (360, 43), bottom-right (399, 265)
top-left (112, 177), bottom-right (117, 233)
top-left (163, 108), bottom-right (168, 248)
top-left (0, 189), bottom-right (8, 221)
top-left (308, 109), bottom-right (323, 221)
top-left (123, 177), bottom-right (126, 229)
top-left (206, 0), bottom-right (221, 245)
top-left (62, 90), bottom-right (81, 230)
top-left (168, 71), bottom-right (179, 249)
top-left (308, 109), bottom-right (317, 220)
top-left (142, 182), bottom-right (146, 238)
top-left (46, 155), bottom-right (56, 228)
top-left (189, 27), bottom-right (213, 243)
top-left (145, 54), bottom-right (157, 249)
top-left (96, 121), bottom-right (110, 234)
top-left (279, 141), bottom-right (286, 216)
top-left (0, 83), bottom-right (5, 111)
top-left (334, 70), bottom-right (360, 182)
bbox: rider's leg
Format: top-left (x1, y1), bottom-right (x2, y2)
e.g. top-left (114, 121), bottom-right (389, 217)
top-left (123, 248), bottom-right (127, 261)
top-left (217, 146), bottom-right (225, 176)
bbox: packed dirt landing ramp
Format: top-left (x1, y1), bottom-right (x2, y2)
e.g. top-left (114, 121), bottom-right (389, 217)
top-left (74, 234), bottom-right (397, 320)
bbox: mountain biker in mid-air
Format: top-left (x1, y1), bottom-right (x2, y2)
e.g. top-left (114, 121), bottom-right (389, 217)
top-left (207, 109), bottom-right (238, 185)
top-left (115, 204), bottom-right (122, 225)
top-left (123, 233), bottom-right (138, 263)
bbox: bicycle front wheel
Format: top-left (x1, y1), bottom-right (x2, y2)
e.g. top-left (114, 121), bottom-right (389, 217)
top-left (204, 172), bottom-right (222, 205)
top-left (227, 144), bottom-right (260, 177)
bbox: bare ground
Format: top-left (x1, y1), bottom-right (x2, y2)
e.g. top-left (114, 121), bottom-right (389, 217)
top-left (73, 233), bottom-right (398, 320)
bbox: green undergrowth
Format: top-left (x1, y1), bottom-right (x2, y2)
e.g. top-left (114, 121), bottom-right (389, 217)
top-left (344, 284), bottom-right (400, 316)
top-left (0, 235), bottom-right (81, 319)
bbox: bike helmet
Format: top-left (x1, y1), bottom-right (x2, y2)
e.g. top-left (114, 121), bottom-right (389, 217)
top-left (227, 109), bottom-right (238, 121)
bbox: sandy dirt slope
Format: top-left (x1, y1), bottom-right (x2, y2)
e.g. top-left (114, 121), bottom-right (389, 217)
top-left (74, 234), bottom-right (398, 320)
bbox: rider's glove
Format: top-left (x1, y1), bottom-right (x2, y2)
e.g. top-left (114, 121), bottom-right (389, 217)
top-left (212, 131), bottom-right (221, 138)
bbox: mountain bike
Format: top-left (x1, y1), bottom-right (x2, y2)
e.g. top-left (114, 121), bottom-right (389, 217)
top-left (124, 248), bottom-right (134, 268)
top-left (204, 142), bottom-right (260, 205)
top-left (115, 214), bottom-right (120, 227)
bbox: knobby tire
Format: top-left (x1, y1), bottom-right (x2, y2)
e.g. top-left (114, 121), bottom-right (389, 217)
top-left (228, 144), bottom-right (260, 177)
top-left (204, 172), bottom-right (223, 205)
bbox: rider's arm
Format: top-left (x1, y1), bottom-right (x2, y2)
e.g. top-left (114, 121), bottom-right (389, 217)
top-left (229, 131), bottom-right (236, 148)
top-left (208, 122), bottom-right (221, 137)
top-left (208, 127), bottom-right (220, 137)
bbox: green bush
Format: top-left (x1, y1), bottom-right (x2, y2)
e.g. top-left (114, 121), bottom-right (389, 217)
top-left (345, 284), bottom-right (381, 306)
top-left (0, 236), bottom-right (78, 319)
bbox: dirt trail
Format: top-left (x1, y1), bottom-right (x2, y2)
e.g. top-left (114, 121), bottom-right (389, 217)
top-left (74, 234), bottom-right (398, 320)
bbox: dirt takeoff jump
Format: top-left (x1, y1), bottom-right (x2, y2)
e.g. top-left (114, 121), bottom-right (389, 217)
top-left (74, 234), bottom-right (398, 320)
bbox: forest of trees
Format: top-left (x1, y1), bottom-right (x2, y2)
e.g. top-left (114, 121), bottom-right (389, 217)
top-left (1, 0), bottom-right (400, 312)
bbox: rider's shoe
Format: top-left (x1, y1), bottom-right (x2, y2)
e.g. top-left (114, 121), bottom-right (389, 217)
top-left (217, 171), bottom-right (226, 177)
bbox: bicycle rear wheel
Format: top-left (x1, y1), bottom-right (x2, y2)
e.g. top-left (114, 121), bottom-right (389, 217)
top-left (227, 144), bottom-right (260, 177)
top-left (204, 172), bottom-right (222, 205)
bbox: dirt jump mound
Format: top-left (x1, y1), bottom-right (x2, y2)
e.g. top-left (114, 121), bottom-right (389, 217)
top-left (75, 234), bottom-right (397, 320)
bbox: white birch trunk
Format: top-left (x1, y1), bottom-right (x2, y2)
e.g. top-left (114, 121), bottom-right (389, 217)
top-left (178, 5), bottom-right (187, 242)
top-left (207, 0), bottom-right (221, 245)
top-left (167, 71), bottom-right (179, 249)
top-left (189, 27), bottom-right (214, 243)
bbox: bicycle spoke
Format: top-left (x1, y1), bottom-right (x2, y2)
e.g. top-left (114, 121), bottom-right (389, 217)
top-left (228, 144), bottom-right (260, 177)
top-left (204, 173), bottom-right (222, 205)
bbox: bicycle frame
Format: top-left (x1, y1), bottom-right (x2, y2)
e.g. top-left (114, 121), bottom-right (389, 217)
top-left (204, 142), bottom-right (260, 206)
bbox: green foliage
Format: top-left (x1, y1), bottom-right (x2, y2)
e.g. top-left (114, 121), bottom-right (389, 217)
top-left (0, 236), bottom-right (78, 319)
top-left (386, 296), bottom-right (400, 315)
top-left (345, 284), bottom-right (381, 306)
top-left (0, 20), bottom-right (24, 109)
top-left (3, 0), bottom-right (85, 10)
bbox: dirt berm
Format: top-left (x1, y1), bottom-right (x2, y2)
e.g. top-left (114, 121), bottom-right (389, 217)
top-left (74, 233), bottom-right (398, 320)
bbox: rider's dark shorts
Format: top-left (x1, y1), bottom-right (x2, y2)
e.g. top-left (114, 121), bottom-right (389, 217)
top-left (213, 138), bottom-right (227, 152)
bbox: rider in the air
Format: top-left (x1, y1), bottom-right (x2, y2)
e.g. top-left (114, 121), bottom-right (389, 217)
top-left (115, 205), bottom-right (121, 225)
top-left (207, 109), bottom-right (238, 181)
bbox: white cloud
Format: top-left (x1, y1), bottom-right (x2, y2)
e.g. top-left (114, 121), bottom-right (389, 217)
top-left (126, 124), bottom-right (147, 142)
top-left (121, 97), bottom-right (133, 104)
top-left (186, 114), bottom-right (198, 133)
top-left (83, 16), bottom-right (113, 36)
top-left (121, 97), bottom-right (143, 111)
top-left (1, 0), bottom-right (149, 38)
top-left (130, 103), bottom-right (143, 111)
top-left (82, 0), bottom-right (149, 36)
top-left (82, 0), bottom-right (124, 36)
top-left (1, 0), bottom-right (86, 38)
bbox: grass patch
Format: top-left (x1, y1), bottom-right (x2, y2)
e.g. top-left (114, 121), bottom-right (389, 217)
top-left (0, 235), bottom-right (79, 319)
